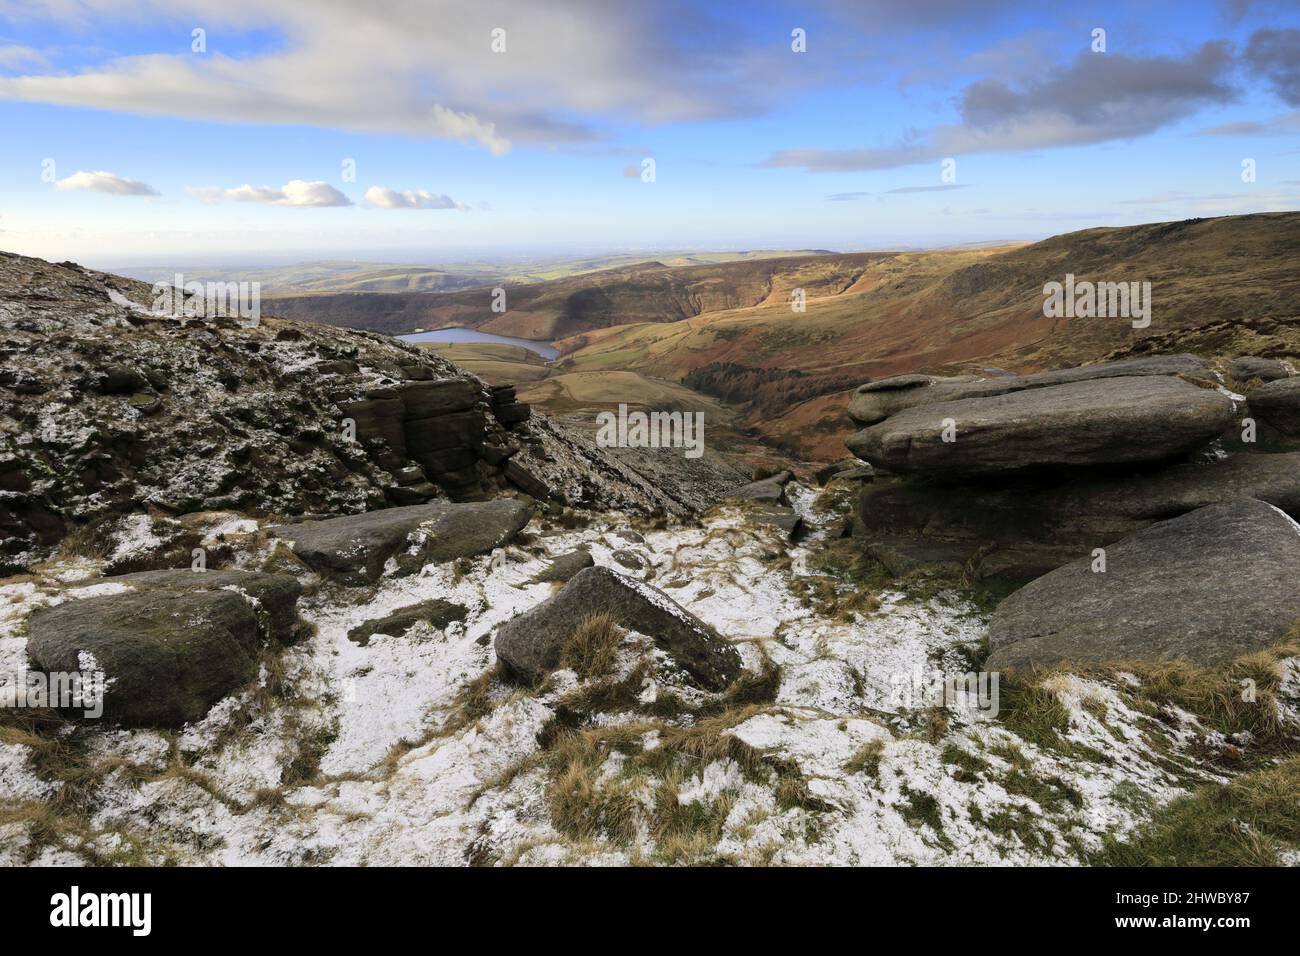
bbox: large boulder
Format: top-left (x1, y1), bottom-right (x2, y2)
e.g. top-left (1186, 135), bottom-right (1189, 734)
top-left (273, 499), bottom-right (532, 583)
top-left (847, 354), bottom-right (1207, 426)
top-left (495, 566), bottom-right (741, 690)
top-left (846, 376), bottom-right (1234, 476)
top-left (27, 589), bottom-right (262, 726)
top-left (985, 499), bottom-right (1300, 670)
top-left (855, 452), bottom-right (1300, 583)
top-left (1248, 378), bottom-right (1300, 436)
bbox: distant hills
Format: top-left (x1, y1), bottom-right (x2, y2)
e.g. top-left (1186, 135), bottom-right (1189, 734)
top-left (119, 249), bottom-right (830, 296)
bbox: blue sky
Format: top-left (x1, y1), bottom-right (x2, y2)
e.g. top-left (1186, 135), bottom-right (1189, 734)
top-left (0, 0), bottom-right (1298, 267)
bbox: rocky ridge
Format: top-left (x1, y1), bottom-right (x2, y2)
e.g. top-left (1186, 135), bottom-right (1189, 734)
top-left (0, 252), bottom-right (739, 573)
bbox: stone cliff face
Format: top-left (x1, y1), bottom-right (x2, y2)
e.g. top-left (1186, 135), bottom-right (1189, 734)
top-left (0, 252), bottom-right (731, 573)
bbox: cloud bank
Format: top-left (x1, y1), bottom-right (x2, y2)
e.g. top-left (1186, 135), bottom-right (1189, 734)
top-left (187, 180), bottom-right (352, 206)
top-left (363, 187), bottom-right (466, 210)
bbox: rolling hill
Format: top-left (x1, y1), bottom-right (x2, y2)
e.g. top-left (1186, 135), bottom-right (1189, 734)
top-left (265, 252), bottom-right (883, 338)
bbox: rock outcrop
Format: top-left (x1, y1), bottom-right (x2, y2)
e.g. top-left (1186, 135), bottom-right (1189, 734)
top-left (986, 499), bottom-right (1300, 670)
top-left (273, 498), bottom-right (533, 584)
top-left (494, 566), bottom-right (742, 690)
top-left (856, 451), bottom-right (1300, 581)
top-left (843, 353), bottom-right (1299, 586)
top-left (847, 376), bottom-right (1234, 477)
top-left (0, 252), bottom-right (539, 572)
top-left (846, 354), bottom-right (1208, 426)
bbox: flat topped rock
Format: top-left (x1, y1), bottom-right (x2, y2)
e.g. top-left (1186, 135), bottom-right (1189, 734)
top-left (847, 354), bottom-right (1207, 425)
top-left (113, 568), bottom-right (303, 641)
top-left (846, 375), bottom-right (1234, 477)
top-left (495, 565), bottom-right (741, 690)
top-left (986, 499), bottom-right (1300, 670)
top-left (1233, 356), bottom-right (1294, 383)
top-left (273, 498), bottom-right (533, 583)
top-left (27, 588), bottom-right (262, 727)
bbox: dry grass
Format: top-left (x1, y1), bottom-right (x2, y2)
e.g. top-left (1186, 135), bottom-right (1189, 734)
top-left (1092, 756), bottom-right (1300, 866)
top-left (558, 612), bottom-right (622, 680)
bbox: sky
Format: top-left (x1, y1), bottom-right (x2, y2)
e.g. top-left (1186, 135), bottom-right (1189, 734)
top-left (0, 0), bottom-right (1298, 268)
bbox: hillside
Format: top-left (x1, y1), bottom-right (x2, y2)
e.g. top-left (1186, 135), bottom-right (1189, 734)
top-left (267, 252), bottom-right (884, 339)
top-left (553, 213), bottom-right (1300, 458)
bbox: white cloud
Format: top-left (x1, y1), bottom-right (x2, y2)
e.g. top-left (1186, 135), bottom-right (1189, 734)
top-left (0, 45), bottom-right (46, 69)
top-left (0, 1), bottom-right (803, 153)
top-left (363, 186), bottom-right (466, 210)
top-left (55, 170), bottom-right (158, 196)
top-left (187, 180), bottom-right (352, 207)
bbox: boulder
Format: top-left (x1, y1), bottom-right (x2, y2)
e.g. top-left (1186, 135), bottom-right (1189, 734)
top-left (495, 566), bottom-right (741, 690)
top-left (612, 549), bottom-right (646, 571)
top-left (846, 376), bottom-right (1234, 477)
top-left (1232, 355), bottom-right (1293, 382)
top-left (727, 470), bottom-right (792, 504)
top-left (113, 568), bottom-right (304, 642)
top-left (846, 355), bottom-right (1207, 426)
top-left (346, 599), bottom-right (467, 646)
top-left (27, 588), bottom-right (262, 726)
top-left (530, 548), bottom-right (594, 584)
top-left (986, 499), bottom-right (1300, 670)
top-left (1248, 378), bottom-right (1300, 436)
top-left (273, 499), bottom-right (532, 583)
top-left (747, 504), bottom-right (806, 541)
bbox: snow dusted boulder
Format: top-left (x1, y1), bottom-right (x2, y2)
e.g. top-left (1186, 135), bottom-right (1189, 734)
top-left (495, 566), bottom-right (742, 690)
top-left (272, 498), bottom-right (533, 583)
top-left (27, 589), bottom-right (261, 727)
top-left (986, 499), bottom-right (1300, 670)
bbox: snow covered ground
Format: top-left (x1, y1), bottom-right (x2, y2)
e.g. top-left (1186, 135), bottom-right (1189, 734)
top-left (0, 485), bottom-right (1293, 866)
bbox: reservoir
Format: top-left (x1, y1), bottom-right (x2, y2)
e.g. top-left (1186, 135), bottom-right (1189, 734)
top-left (399, 326), bottom-right (558, 361)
